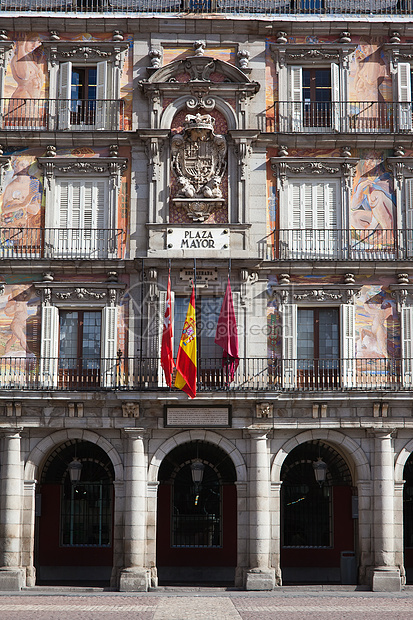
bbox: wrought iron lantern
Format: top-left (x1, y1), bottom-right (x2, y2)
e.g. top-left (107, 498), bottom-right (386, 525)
top-left (68, 457), bottom-right (83, 484)
top-left (312, 457), bottom-right (328, 486)
top-left (190, 459), bottom-right (205, 484)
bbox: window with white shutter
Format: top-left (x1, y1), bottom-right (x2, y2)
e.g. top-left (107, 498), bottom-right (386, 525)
top-left (397, 62), bottom-right (412, 131)
top-left (40, 305), bottom-right (59, 388)
top-left (101, 306), bottom-right (118, 388)
top-left (402, 306), bottom-right (413, 387)
top-left (405, 178), bottom-right (413, 257)
top-left (58, 60), bottom-right (108, 130)
top-left (282, 304), bottom-right (354, 389)
top-left (55, 178), bottom-right (108, 258)
top-left (287, 65), bottom-right (340, 132)
top-left (286, 179), bottom-right (339, 258)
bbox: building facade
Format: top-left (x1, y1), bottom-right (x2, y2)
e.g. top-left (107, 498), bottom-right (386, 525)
top-left (0, 0), bottom-right (412, 593)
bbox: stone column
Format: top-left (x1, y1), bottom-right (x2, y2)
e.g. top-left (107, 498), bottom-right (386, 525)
top-left (371, 430), bottom-right (401, 591)
top-left (394, 481), bottom-right (406, 586)
top-left (0, 429), bottom-right (25, 590)
top-left (119, 428), bottom-right (149, 592)
top-left (356, 479), bottom-right (373, 586)
top-left (270, 481), bottom-right (282, 586)
top-left (22, 480), bottom-right (36, 588)
top-left (245, 429), bottom-right (275, 590)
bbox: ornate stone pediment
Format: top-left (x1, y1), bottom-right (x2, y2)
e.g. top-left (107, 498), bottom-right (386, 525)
top-left (171, 113), bottom-right (227, 222)
top-left (43, 41), bottom-right (129, 68)
top-left (144, 55), bottom-right (257, 85)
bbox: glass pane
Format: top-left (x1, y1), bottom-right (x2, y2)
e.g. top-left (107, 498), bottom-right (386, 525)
top-left (82, 311), bottom-right (101, 367)
top-left (60, 311), bottom-right (78, 368)
top-left (199, 297), bottom-right (222, 360)
top-left (319, 308), bottom-right (339, 359)
top-left (297, 308), bottom-right (314, 360)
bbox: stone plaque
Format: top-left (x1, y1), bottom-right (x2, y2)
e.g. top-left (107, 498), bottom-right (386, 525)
top-left (165, 406), bottom-right (231, 427)
top-left (167, 227), bottom-right (229, 252)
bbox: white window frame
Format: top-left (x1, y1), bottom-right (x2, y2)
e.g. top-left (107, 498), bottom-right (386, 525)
top-left (274, 45), bottom-right (352, 133)
top-left (38, 284), bottom-right (124, 389)
top-left (396, 62), bottom-right (413, 131)
top-left (44, 41), bottom-right (128, 131)
top-left (281, 301), bottom-right (355, 389)
top-left (37, 156), bottom-right (127, 260)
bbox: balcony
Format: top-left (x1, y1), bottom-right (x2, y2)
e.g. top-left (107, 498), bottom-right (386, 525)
top-left (1, 99), bottom-right (125, 132)
top-left (0, 356), bottom-right (409, 392)
top-left (264, 229), bottom-right (412, 261)
top-left (266, 101), bottom-right (411, 134)
top-left (0, 0), bottom-right (408, 14)
top-left (0, 228), bottom-right (125, 259)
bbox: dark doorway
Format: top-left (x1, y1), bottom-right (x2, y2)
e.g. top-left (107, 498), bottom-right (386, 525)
top-left (157, 440), bottom-right (237, 585)
top-left (36, 439), bottom-right (114, 586)
top-left (281, 440), bottom-right (357, 584)
top-left (403, 453), bottom-right (413, 582)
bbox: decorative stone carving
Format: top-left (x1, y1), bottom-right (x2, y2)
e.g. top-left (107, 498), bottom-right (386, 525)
top-left (193, 40), bottom-right (206, 57)
top-left (49, 31), bottom-right (60, 41)
top-left (276, 31), bottom-right (288, 44)
top-left (394, 145), bottom-right (405, 157)
top-left (277, 145), bottom-right (288, 157)
top-left (237, 50), bottom-right (250, 69)
top-left (389, 31), bottom-right (401, 44)
top-left (45, 145), bottom-right (56, 158)
top-left (122, 403), bottom-right (140, 418)
top-left (398, 273), bottom-right (409, 284)
top-left (171, 113), bottom-right (227, 222)
top-left (55, 288), bottom-right (107, 300)
top-left (113, 30), bottom-right (124, 41)
top-left (149, 48), bottom-right (162, 69)
top-left (339, 31), bottom-right (351, 43)
top-left (256, 402), bottom-right (273, 419)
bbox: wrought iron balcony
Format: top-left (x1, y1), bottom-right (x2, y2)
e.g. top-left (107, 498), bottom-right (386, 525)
top-left (264, 229), bottom-right (413, 261)
top-left (0, 356), bottom-right (409, 392)
top-left (1, 99), bottom-right (125, 131)
top-left (0, 228), bottom-right (125, 259)
top-left (0, 0), bottom-right (408, 14)
top-left (266, 101), bottom-right (412, 134)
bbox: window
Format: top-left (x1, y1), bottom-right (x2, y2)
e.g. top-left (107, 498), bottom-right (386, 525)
top-left (40, 303), bottom-right (118, 389)
top-left (38, 156), bottom-right (127, 260)
top-left (59, 310), bottom-right (102, 387)
top-left (282, 302), bottom-right (355, 388)
top-left (54, 178), bottom-right (108, 258)
top-left (289, 64), bottom-right (340, 131)
top-left (281, 178), bottom-right (340, 259)
top-left (43, 41), bottom-right (128, 131)
top-left (59, 61), bottom-right (108, 130)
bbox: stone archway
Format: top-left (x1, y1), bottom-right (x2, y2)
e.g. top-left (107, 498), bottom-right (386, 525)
top-left (24, 430), bottom-right (123, 588)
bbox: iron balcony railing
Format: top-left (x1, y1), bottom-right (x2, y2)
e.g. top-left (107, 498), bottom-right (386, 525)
top-left (266, 101), bottom-right (413, 134)
top-left (1, 356), bottom-right (411, 392)
top-left (0, 99), bottom-right (125, 131)
top-left (0, 0), bottom-right (409, 15)
top-left (0, 228), bottom-right (125, 259)
top-left (265, 229), bottom-right (413, 261)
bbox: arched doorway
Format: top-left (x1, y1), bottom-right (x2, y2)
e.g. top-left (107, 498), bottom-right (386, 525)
top-left (156, 440), bottom-right (237, 585)
top-left (403, 453), bottom-right (413, 582)
top-left (280, 440), bottom-right (357, 585)
top-left (36, 439), bottom-right (115, 586)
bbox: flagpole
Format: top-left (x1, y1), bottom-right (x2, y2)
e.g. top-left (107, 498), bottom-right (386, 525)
top-left (194, 257), bottom-right (198, 388)
top-left (140, 257), bottom-right (144, 386)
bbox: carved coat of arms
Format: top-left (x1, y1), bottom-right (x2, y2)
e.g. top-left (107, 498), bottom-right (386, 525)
top-left (171, 113), bottom-right (227, 221)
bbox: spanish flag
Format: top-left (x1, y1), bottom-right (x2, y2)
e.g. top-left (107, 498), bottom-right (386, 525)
top-left (175, 285), bottom-right (197, 398)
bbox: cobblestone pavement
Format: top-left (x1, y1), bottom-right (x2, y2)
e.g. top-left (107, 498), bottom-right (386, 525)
top-left (1, 590), bottom-right (413, 620)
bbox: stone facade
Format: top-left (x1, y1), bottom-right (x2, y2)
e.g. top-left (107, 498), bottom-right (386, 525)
top-left (0, 3), bottom-right (412, 594)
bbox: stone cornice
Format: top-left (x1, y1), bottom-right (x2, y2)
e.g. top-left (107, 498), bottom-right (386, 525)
top-left (42, 40), bottom-right (129, 68)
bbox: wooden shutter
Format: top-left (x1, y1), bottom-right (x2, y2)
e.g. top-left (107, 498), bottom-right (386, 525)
top-left (282, 303), bottom-right (297, 388)
top-left (101, 306), bottom-right (118, 388)
top-left (39, 305), bottom-right (59, 388)
top-left (331, 62), bottom-right (340, 131)
top-left (397, 62), bottom-right (412, 131)
top-left (402, 306), bottom-right (413, 387)
top-left (340, 303), bottom-right (355, 388)
top-left (58, 61), bottom-right (72, 130)
top-left (290, 66), bottom-right (303, 132)
top-left (95, 61), bottom-right (108, 130)
top-left (406, 179), bottom-right (413, 257)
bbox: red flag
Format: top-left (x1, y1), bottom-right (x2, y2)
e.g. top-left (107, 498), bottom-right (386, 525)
top-left (160, 271), bottom-right (175, 387)
top-left (175, 285), bottom-right (197, 398)
top-left (215, 277), bottom-right (239, 380)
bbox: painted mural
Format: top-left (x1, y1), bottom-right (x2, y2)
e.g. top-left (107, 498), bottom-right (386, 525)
top-left (0, 277), bottom-right (40, 360)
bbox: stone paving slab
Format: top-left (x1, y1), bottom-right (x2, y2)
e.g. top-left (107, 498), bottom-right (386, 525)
top-left (1, 592), bottom-right (413, 620)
